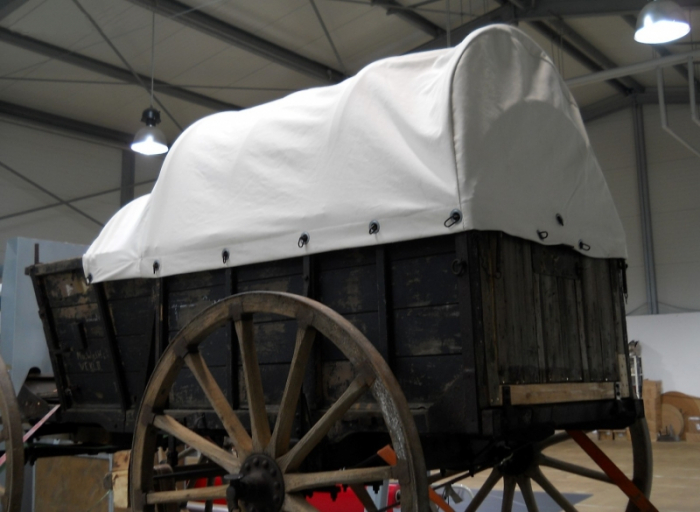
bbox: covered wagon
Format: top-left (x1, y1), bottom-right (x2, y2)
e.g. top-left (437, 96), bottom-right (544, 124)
top-left (21, 24), bottom-right (650, 512)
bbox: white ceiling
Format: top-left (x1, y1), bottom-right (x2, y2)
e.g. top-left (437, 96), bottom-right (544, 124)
top-left (1, 0), bottom-right (698, 145)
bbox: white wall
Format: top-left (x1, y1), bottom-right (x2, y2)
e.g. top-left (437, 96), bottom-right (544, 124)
top-left (586, 104), bottom-right (700, 316)
top-left (627, 312), bottom-right (700, 395)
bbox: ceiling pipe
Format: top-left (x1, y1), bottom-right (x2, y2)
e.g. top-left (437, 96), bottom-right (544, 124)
top-left (657, 67), bottom-right (700, 157)
top-left (565, 48), bottom-right (700, 88)
top-left (689, 56), bottom-right (700, 129)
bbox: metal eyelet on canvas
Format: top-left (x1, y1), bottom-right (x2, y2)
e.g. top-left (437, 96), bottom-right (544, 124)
top-left (153, 261), bottom-right (160, 274)
top-left (579, 240), bottom-right (591, 251)
top-left (537, 230), bottom-right (549, 240)
top-left (222, 249), bottom-right (230, 264)
top-left (444, 209), bottom-right (462, 228)
top-left (556, 214), bottom-right (564, 226)
top-left (298, 232), bottom-right (310, 248)
top-left (369, 220), bottom-right (380, 235)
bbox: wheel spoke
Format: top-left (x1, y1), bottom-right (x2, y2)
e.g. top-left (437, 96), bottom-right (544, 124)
top-left (501, 476), bottom-right (516, 512)
top-left (285, 466), bottom-right (394, 492)
top-left (349, 485), bottom-right (379, 512)
top-left (268, 323), bottom-right (316, 458)
top-left (278, 371), bottom-right (374, 473)
top-left (283, 493), bottom-right (320, 512)
top-left (153, 414), bottom-right (240, 473)
top-left (538, 454), bottom-right (612, 483)
top-left (184, 351), bottom-right (253, 456)
top-left (465, 468), bottom-right (502, 512)
top-left (235, 316), bottom-right (272, 452)
top-left (528, 466), bottom-right (579, 512)
top-left (145, 485), bottom-right (228, 505)
top-left (515, 476), bottom-right (539, 512)
top-left (536, 431), bottom-right (570, 451)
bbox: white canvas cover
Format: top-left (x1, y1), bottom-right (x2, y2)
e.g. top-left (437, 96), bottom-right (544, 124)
top-left (84, 25), bottom-right (626, 283)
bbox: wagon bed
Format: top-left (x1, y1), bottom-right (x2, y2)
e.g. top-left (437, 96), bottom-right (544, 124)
top-left (28, 230), bottom-right (638, 439)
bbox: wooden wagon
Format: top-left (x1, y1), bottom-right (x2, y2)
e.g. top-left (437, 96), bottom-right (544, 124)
top-left (4, 25), bottom-right (653, 512)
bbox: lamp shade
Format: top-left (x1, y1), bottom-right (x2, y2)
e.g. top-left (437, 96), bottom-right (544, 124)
top-left (131, 125), bottom-right (168, 155)
top-left (635, 0), bottom-right (690, 44)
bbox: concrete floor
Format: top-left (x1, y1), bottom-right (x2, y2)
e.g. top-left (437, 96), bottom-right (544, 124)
top-left (458, 437), bottom-right (700, 511)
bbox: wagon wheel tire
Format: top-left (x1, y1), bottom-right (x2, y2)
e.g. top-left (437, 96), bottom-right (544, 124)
top-left (0, 355), bottom-right (23, 512)
top-left (462, 418), bottom-right (652, 512)
top-left (131, 291), bottom-right (428, 512)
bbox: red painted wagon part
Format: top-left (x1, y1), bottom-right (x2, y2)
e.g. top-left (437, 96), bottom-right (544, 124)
top-left (567, 430), bottom-right (658, 512)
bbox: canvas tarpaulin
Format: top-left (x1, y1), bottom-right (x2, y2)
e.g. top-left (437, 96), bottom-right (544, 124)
top-left (83, 25), bottom-right (626, 283)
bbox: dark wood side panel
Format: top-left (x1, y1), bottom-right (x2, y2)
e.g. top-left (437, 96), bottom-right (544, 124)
top-left (475, 231), bottom-right (628, 397)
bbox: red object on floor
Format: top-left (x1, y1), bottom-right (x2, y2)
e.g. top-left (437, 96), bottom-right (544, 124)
top-left (306, 486), bottom-right (364, 511)
top-left (193, 477), bottom-right (227, 505)
top-left (191, 478), bottom-right (401, 511)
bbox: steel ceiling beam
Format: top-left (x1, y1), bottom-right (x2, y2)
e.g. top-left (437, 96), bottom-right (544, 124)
top-left (0, 27), bottom-right (240, 112)
top-left (0, 0), bottom-right (29, 21)
top-left (377, 0), bottom-right (444, 37)
top-left (410, 1), bottom-right (635, 95)
top-left (508, 0), bottom-right (700, 20)
top-left (546, 18), bottom-right (645, 93)
top-left (124, 0), bottom-right (346, 83)
top-left (0, 100), bottom-right (133, 147)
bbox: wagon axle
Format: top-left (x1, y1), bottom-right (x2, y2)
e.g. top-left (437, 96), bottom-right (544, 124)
top-left (224, 453), bottom-right (285, 512)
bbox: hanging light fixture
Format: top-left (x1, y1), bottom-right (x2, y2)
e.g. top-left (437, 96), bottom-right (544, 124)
top-left (635, 0), bottom-right (690, 44)
top-left (132, 11), bottom-right (168, 155)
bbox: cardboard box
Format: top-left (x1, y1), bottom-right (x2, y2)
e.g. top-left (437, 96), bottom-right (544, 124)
top-left (642, 380), bottom-right (663, 441)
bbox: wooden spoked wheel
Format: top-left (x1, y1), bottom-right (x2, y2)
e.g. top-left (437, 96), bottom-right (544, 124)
top-left (131, 291), bottom-right (428, 512)
top-left (0, 355), bottom-right (23, 512)
top-left (462, 418), bottom-right (652, 512)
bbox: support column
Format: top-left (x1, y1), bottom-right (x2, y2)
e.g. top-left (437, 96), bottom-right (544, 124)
top-left (120, 149), bottom-right (135, 207)
top-left (632, 103), bottom-right (659, 315)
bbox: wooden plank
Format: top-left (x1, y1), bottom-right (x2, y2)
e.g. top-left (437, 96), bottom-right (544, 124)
top-left (477, 232), bottom-right (502, 406)
top-left (539, 274), bottom-right (560, 382)
top-left (103, 277), bottom-right (154, 300)
top-left (317, 246), bottom-right (375, 271)
top-left (236, 257), bottom-right (303, 283)
top-left (388, 234), bottom-right (455, 261)
top-left (581, 256), bottom-right (603, 381)
top-left (391, 253), bottom-right (458, 309)
top-left (500, 235), bottom-right (518, 384)
top-left (457, 232), bottom-right (480, 434)
top-left (610, 260), bottom-right (631, 396)
top-left (375, 247), bottom-right (392, 367)
top-left (167, 286), bottom-right (228, 331)
top-left (43, 270), bottom-right (96, 308)
top-left (533, 273), bottom-right (547, 383)
top-left (237, 274), bottom-right (304, 295)
top-left (596, 259), bottom-right (618, 381)
top-left (392, 305), bottom-right (461, 357)
top-left (575, 280), bottom-right (590, 382)
top-left (317, 265), bottom-right (377, 314)
top-left (95, 282), bottom-right (135, 410)
top-left (166, 270), bottom-right (225, 292)
top-left (504, 382), bottom-right (616, 405)
top-left (518, 240), bottom-right (540, 384)
top-left (393, 355), bottom-right (464, 404)
top-left (555, 277), bottom-right (583, 382)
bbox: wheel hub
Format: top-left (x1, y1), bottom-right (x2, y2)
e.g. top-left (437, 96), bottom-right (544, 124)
top-left (225, 453), bottom-right (285, 512)
top-left (498, 445), bottom-right (535, 476)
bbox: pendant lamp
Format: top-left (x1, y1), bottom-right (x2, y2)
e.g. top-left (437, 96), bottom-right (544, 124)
top-left (635, 0), bottom-right (690, 44)
top-left (132, 12), bottom-right (168, 155)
